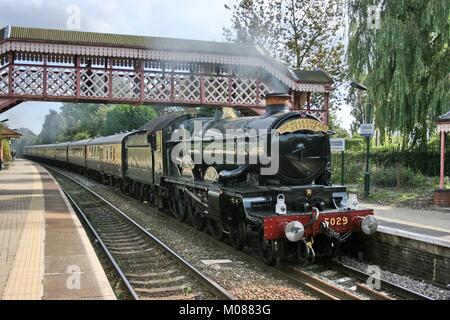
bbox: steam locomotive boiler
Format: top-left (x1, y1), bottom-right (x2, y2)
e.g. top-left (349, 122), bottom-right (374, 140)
top-left (24, 93), bottom-right (378, 266)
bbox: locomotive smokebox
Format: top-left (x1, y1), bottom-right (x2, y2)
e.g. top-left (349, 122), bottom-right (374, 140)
top-left (264, 93), bottom-right (292, 117)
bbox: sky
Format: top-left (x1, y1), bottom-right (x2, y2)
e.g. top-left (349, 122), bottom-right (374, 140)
top-left (0, 0), bottom-right (353, 134)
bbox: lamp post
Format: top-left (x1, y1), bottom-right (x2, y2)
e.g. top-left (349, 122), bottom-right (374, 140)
top-left (350, 82), bottom-right (372, 198)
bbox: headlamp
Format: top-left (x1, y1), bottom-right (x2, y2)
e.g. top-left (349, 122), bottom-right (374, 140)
top-left (285, 221), bottom-right (305, 242)
top-left (361, 215), bottom-right (378, 235)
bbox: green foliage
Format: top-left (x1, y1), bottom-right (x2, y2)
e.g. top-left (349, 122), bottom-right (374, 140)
top-left (57, 103), bottom-right (107, 142)
top-left (35, 103), bottom-right (158, 144)
top-left (11, 128), bottom-right (38, 156)
top-left (332, 151), bottom-right (430, 189)
top-left (369, 165), bottom-right (427, 188)
top-left (331, 134), bottom-right (446, 193)
top-left (104, 105), bottom-right (157, 136)
top-left (348, 0), bottom-right (450, 148)
top-left (328, 110), bottom-right (350, 137)
top-left (2, 140), bottom-right (12, 162)
top-left (224, 0), bottom-right (347, 109)
top-left (38, 110), bottom-right (65, 144)
top-left (345, 137), bottom-right (366, 152)
top-left (72, 131), bottom-right (92, 141)
top-left (331, 151), bottom-right (364, 185)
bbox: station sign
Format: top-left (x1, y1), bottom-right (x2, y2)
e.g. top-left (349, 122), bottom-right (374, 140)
top-left (359, 123), bottom-right (375, 137)
top-left (330, 138), bottom-right (346, 153)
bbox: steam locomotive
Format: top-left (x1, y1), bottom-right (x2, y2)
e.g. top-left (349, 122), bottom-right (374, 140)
top-left (24, 93), bottom-right (378, 265)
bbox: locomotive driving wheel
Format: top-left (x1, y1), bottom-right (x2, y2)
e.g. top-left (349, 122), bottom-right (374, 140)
top-left (169, 188), bottom-right (187, 222)
top-left (207, 219), bottom-right (224, 240)
top-left (188, 202), bottom-right (205, 230)
top-left (168, 187), bottom-right (177, 216)
top-left (229, 221), bottom-right (246, 250)
top-left (259, 228), bottom-right (277, 266)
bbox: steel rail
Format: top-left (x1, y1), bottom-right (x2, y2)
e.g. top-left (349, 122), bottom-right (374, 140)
top-left (43, 166), bottom-right (380, 300)
top-left (43, 164), bottom-right (432, 301)
top-left (275, 265), bottom-right (363, 300)
top-left (63, 189), bottom-right (140, 300)
top-left (47, 166), bottom-right (235, 301)
top-left (327, 261), bottom-right (434, 300)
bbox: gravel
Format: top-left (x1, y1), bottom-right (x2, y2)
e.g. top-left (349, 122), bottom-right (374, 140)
top-left (339, 256), bottom-right (450, 300)
top-left (58, 170), bottom-right (314, 300)
top-left (51, 167), bottom-right (450, 301)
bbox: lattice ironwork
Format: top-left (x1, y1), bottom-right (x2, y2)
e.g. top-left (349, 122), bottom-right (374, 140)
top-left (205, 76), bottom-right (229, 104)
top-left (173, 75), bottom-right (201, 102)
top-left (12, 66), bottom-right (43, 95)
top-left (307, 110), bottom-right (327, 123)
top-left (259, 82), bottom-right (271, 97)
top-left (231, 78), bottom-right (258, 105)
top-left (112, 71), bottom-right (140, 100)
top-left (47, 68), bottom-right (76, 96)
top-left (80, 69), bottom-right (109, 98)
top-left (144, 72), bottom-right (171, 102)
top-left (0, 68), bottom-right (8, 95)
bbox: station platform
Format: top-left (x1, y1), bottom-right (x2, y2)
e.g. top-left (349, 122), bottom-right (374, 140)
top-left (361, 202), bottom-right (450, 248)
top-left (0, 159), bottom-right (116, 300)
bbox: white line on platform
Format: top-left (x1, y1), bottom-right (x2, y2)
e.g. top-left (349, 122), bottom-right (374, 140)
top-left (378, 226), bottom-right (450, 249)
top-left (377, 216), bottom-right (450, 234)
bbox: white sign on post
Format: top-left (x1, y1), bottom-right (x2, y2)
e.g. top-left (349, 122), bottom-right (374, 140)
top-left (330, 138), bottom-right (346, 153)
top-left (359, 123), bottom-right (375, 137)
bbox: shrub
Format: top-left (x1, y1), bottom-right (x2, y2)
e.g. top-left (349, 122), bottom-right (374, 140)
top-left (2, 140), bottom-right (12, 162)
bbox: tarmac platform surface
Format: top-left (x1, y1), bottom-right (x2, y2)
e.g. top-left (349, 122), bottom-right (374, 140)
top-left (0, 159), bottom-right (115, 300)
top-left (361, 202), bottom-right (450, 248)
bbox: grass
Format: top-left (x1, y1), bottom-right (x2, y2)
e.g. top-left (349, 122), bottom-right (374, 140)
top-left (346, 175), bottom-right (439, 210)
top-left (350, 185), bottom-right (434, 209)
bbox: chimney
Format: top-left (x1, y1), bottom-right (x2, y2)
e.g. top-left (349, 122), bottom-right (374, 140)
top-left (264, 93), bottom-right (292, 117)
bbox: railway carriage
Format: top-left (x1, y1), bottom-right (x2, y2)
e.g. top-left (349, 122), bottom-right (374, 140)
top-left (24, 93), bottom-right (378, 266)
top-left (68, 139), bottom-right (91, 169)
top-left (53, 142), bottom-right (71, 164)
top-left (25, 144), bottom-right (67, 163)
top-left (86, 133), bottom-right (130, 180)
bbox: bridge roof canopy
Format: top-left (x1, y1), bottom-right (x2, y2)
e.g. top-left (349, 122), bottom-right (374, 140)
top-left (1, 25), bottom-right (275, 60)
top-left (294, 69), bottom-right (333, 84)
top-left (1, 26), bottom-right (331, 86)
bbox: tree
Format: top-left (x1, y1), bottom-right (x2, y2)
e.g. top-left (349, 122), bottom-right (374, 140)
top-left (346, 86), bottom-right (367, 135)
top-left (224, 0), bottom-right (347, 108)
top-left (348, 0), bottom-right (450, 149)
top-left (57, 103), bottom-right (107, 141)
top-left (11, 128), bottom-right (38, 156)
top-left (104, 105), bottom-right (157, 136)
top-left (329, 109), bottom-right (350, 138)
top-left (40, 103), bottom-right (158, 143)
top-left (38, 110), bottom-right (65, 144)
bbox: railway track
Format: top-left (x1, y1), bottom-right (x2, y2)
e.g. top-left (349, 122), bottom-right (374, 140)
top-left (47, 167), bottom-right (235, 301)
top-left (324, 261), bottom-right (434, 300)
top-left (262, 262), bottom-right (433, 300)
top-left (45, 165), bottom-right (433, 301)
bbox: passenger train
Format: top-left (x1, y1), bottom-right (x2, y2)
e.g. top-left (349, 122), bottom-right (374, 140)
top-left (24, 93), bottom-right (378, 265)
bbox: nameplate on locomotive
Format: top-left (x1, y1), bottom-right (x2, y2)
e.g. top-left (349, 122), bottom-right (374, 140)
top-left (277, 119), bottom-right (329, 134)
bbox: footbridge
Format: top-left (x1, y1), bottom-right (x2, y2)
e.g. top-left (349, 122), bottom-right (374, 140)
top-left (0, 26), bottom-right (332, 123)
